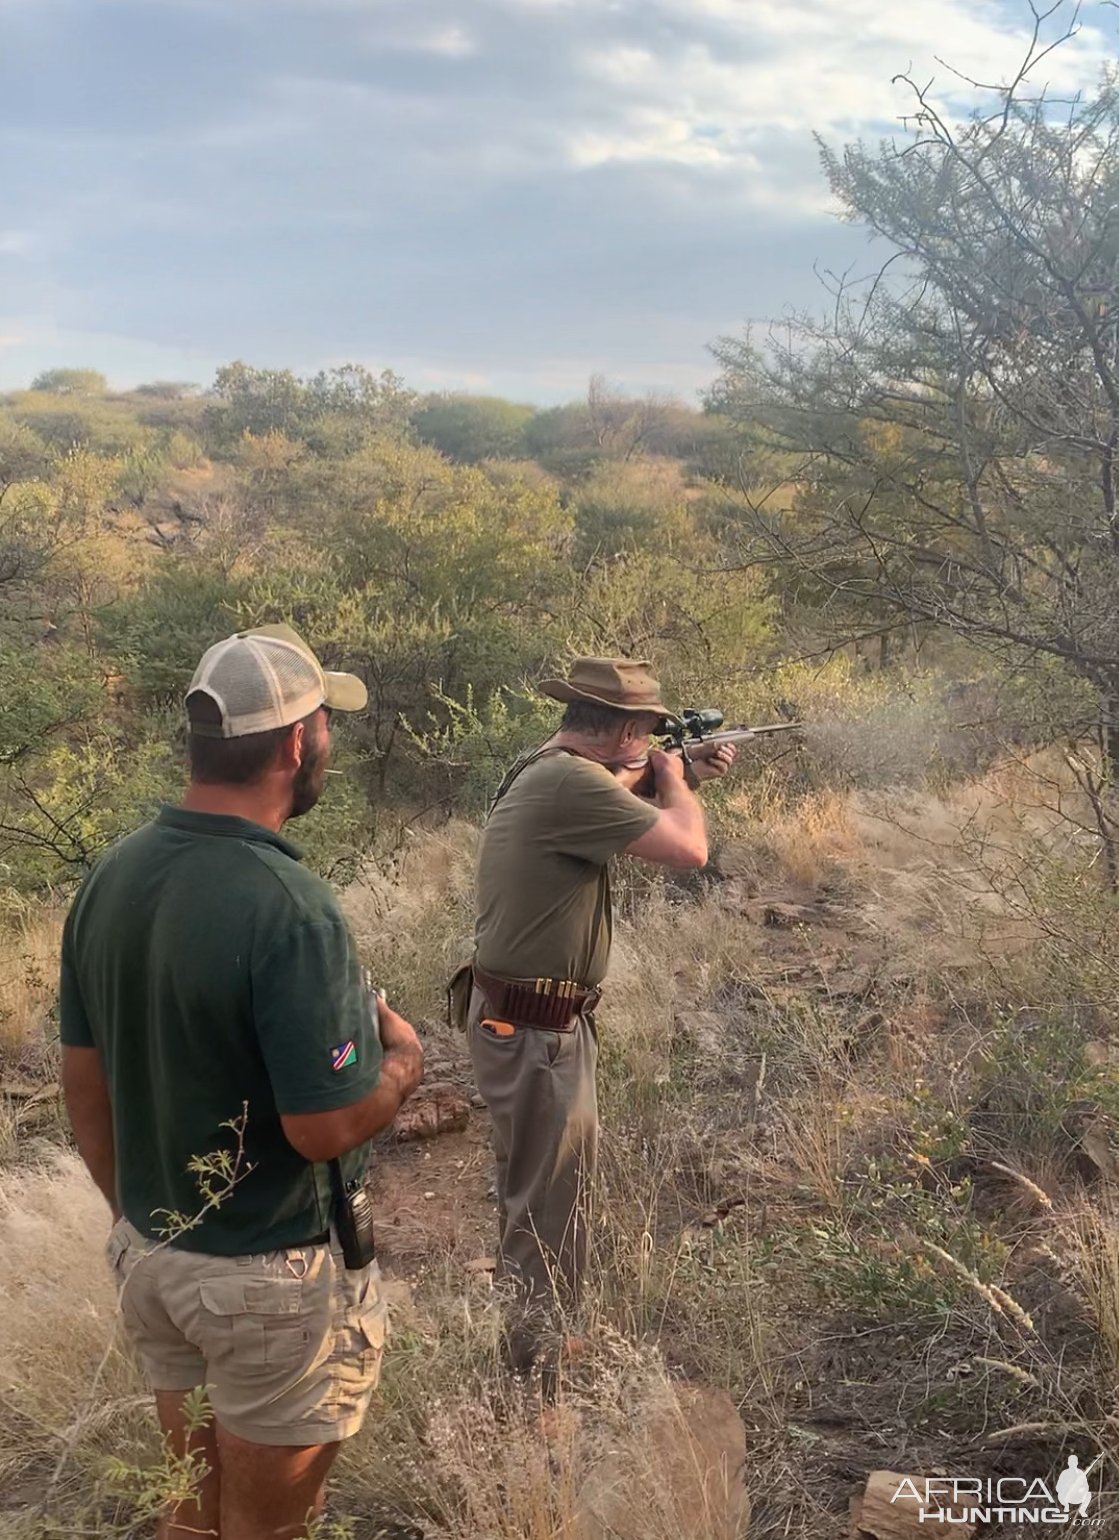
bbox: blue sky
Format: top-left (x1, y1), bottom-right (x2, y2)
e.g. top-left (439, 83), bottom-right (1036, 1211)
top-left (0, 0), bottom-right (1112, 403)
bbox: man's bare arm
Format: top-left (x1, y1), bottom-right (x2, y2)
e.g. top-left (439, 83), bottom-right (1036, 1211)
top-left (61, 1044), bottom-right (120, 1219)
top-left (625, 750), bottom-right (708, 868)
top-left (281, 1001), bottom-right (424, 1163)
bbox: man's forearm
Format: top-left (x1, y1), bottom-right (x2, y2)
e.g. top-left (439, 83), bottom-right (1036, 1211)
top-left (657, 779), bottom-right (707, 851)
top-left (657, 774), bottom-right (701, 811)
top-left (325, 1042), bottom-right (424, 1156)
top-left (280, 1001), bottom-right (425, 1163)
top-left (61, 1045), bottom-right (120, 1219)
top-left (74, 1130), bottom-right (118, 1217)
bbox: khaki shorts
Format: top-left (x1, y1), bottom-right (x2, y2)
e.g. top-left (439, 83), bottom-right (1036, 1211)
top-left (106, 1218), bottom-right (387, 1446)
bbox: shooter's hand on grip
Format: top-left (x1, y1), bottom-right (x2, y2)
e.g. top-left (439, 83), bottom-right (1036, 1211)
top-left (649, 746), bottom-right (685, 794)
top-left (619, 748), bottom-right (685, 799)
top-left (619, 741), bottom-right (735, 798)
top-left (687, 742), bottom-right (736, 783)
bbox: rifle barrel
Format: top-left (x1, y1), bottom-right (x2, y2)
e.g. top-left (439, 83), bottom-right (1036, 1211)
top-left (671, 723), bottom-right (802, 759)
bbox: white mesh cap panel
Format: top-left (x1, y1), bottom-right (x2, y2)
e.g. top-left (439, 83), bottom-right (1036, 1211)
top-left (188, 634), bottom-right (326, 738)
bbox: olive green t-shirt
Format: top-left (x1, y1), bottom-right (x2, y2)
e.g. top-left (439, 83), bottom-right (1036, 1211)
top-left (475, 752), bottom-right (658, 986)
top-left (59, 806), bottom-right (382, 1255)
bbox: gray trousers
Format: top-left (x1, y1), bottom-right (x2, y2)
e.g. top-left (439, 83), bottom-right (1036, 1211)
top-left (467, 987), bottom-right (599, 1359)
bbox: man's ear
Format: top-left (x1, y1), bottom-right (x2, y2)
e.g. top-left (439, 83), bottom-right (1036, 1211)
top-left (280, 720), bottom-right (305, 771)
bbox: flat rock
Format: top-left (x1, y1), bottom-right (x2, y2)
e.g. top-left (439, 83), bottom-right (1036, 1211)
top-left (578, 1382), bottom-right (749, 1539)
top-left (1078, 1117), bottom-right (1119, 1181)
top-left (759, 900), bottom-right (826, 929)
top-left (826, 970), bottom-right (877, 1001)
top-left (1085, 1039), bottom-right (1118, 1068)
top-left (850, 1471), bottom-right (975, 1538)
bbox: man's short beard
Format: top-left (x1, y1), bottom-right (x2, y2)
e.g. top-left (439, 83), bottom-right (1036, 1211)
top-left (289, 735), bottom-right (327, 818)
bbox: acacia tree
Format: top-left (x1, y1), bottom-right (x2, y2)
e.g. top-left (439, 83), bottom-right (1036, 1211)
top-left (711, 4), bottom-right (1119, 877)
top-left (586, 374), bottom-right (678, 462)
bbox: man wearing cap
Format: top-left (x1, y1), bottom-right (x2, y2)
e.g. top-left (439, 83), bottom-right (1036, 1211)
top-left (60, 625), bottom-right (424, 1539)
top-left (467, 657), bottom-right (733, 1376)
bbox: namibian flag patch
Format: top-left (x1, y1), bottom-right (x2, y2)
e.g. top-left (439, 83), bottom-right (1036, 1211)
top-left (331, 1040), bottom-right (358, 1072)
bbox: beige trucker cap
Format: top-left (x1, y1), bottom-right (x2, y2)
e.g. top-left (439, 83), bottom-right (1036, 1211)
top-left (186, 623), bottom-right (368, 739)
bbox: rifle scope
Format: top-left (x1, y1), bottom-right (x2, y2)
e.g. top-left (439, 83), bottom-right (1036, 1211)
top-left (679, 708), bottom-right (724, 739)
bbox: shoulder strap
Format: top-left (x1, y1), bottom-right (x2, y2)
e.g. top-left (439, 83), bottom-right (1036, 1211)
top-left (485, 744), bottom-right (576, 821)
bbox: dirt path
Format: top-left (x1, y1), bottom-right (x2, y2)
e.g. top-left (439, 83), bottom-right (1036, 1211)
top-left (370, 1116), bottom-right (496, 1279)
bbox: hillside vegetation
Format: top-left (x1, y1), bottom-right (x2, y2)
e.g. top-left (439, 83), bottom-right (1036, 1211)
top-left (0, 361), bottom-right (780, 896)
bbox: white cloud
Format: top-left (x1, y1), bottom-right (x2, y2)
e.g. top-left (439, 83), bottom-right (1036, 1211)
top-left (420, 24), bottom-right (475, 57)
top-left (557, 0), bottom-right (1112, 210)
top-left (568, 110), bottom-right (734, 170)
top-left (0, 229), bottom-right (36, 256)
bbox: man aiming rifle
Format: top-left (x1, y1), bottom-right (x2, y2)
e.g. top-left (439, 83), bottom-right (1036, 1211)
top-left (453, 657), bottom-right (743, 1384)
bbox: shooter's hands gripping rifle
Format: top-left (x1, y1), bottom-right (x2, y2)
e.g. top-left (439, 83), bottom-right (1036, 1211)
top-left (625, 709), bottom-right (801, 797)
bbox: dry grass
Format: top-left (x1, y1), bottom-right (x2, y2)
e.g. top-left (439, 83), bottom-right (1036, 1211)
top-left (1052, 1197), bottom-right (1119, 1381)
top-left (0, 1151), bottom-right (753, 1540)
top-left (0, 910), bottom-right (64, 1064)
top-left (0, 1154), bottom-right (147, 1497)
top-left (772, 1075), bottom-right (862, 1210)
top-left (721, 778), bottom-right (863, 892)
top-left (6, 762), bottom-right (1119, 1535)
top-left (420, 1365), bottom-right (748, 1540)
top-left (339, 820), bottom-right (477, 1022)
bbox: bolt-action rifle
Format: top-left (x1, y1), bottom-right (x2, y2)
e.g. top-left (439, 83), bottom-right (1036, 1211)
top-left (628, 708), bottom-right (801, 796)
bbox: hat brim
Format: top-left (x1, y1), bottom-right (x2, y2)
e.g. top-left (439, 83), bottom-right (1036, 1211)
top-left (324, 671), bottom-right (368, 713)
top-left (538, 678), bottom-right (681, 728)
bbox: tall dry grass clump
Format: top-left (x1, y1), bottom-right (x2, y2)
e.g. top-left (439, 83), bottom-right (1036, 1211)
top-left (419, 1358), bottom-right (748, 1540)
top-left (0, 909), bottom-right (64, 1065)
top-left (719, 774), bottom-right (862, 892)
top-left (340, 820), bottom-right (478, 1020)
top-left (1054, 1197), bottom-right (1119, 1381)
top-left (0, 1154), bottom-right (147, 1496)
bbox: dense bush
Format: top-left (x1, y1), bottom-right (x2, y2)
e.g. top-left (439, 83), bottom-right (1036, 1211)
top-left (0, 366), bottom-right (779, 895)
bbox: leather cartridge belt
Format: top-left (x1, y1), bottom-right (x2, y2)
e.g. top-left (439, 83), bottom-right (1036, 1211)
top-left (472, 964), bottom-right (601, 1032)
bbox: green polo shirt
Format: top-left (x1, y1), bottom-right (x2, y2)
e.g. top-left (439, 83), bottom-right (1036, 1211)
top-left (59, 806), bottom-right (382, 1255)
